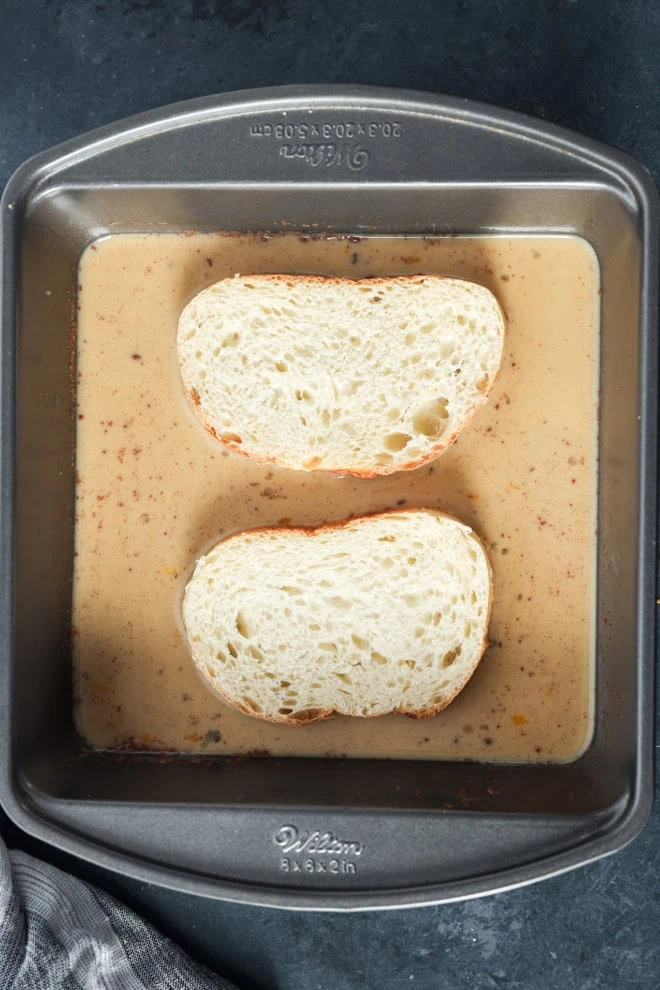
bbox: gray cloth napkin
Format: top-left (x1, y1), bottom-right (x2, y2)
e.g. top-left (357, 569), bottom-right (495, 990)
top-left (0, 837), bottom-right (237, 989)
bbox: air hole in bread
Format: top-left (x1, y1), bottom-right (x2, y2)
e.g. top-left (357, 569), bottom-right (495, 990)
top-left (351, 633), bottom-right (369, 650)
top-left (319, 642), bottom-right (338, 653)
top-left (221, 432), bottom-right (242, 444)
top-left (404, 332), bottom-right (416, 346)
top-left (376, 452), bottom-right (394, 465)
top-left (412, 398), bottom-right (449, 438)
top-left (222, 333), bottom-right (240, 348)
top-left (249, 645), bottom-right (264, 661)
top-left (242, 697), bottom-right (261, 711)
top-left (278, 707), bottom-right (293, 715)
top-left (274, 361), bottom-right (287, 372)
top-left (328, 596), bottom-right (351, 610)
top-left (334, 672), bottom-right (352, 684)
top-left (384, 432), bottom-right (412, 452)
top-left (371, 651), bottom-right (387, 665)
top-left (442, 645), bottom-right (462, 667)
top-left (280, 585), bottom-right (302, 596)
top-left (227, 642), bottom-right (238, 658)
top-left (235, 610), bottom-right (251, 638)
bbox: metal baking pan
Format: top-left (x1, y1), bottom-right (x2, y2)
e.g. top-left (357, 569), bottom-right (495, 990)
top-left (0, 85), bottom-right (657, 910)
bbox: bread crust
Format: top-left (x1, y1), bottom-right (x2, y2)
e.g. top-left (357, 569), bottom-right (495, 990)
top-left (180, 274), bottom-right (506, 477)
top-left (185, 508), bottom-right (493, 725)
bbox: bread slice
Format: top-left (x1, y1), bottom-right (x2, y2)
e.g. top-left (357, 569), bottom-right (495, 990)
top-left (182, 509), bottom-right (492, 724)
top-left (177, 274), bottom-right (505, 477)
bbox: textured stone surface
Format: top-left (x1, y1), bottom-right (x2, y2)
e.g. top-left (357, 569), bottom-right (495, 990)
top-left (1, 1), bottom-right (659, 987)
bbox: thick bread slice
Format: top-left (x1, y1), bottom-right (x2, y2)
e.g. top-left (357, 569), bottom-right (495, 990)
top-left (178, 274), bottom-right (505, 476)
top-left (182, 509), bottom-right (492, 724)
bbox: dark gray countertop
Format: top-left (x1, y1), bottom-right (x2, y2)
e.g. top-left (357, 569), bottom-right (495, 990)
top-left (1, 1), bottom-right (659, 987)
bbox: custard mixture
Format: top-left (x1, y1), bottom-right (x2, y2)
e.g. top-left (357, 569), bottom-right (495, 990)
top-left (72, 233), bottom-right (599, 762)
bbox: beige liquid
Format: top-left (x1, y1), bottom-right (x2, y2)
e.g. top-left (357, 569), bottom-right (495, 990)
top-left (72, 233), bottom-right (599, 762)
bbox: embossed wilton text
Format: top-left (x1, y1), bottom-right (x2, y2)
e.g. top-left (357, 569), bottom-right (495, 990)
top-left (274, 824), bottom-right (363, 857)
top-left (248, 118), bottom-right (404, 170)
top-left (278, 143), bottom-right (369, 170)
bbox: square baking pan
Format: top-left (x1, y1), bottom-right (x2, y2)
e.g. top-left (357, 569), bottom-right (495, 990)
top-left (0, 85), bottom-right (657, 909)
